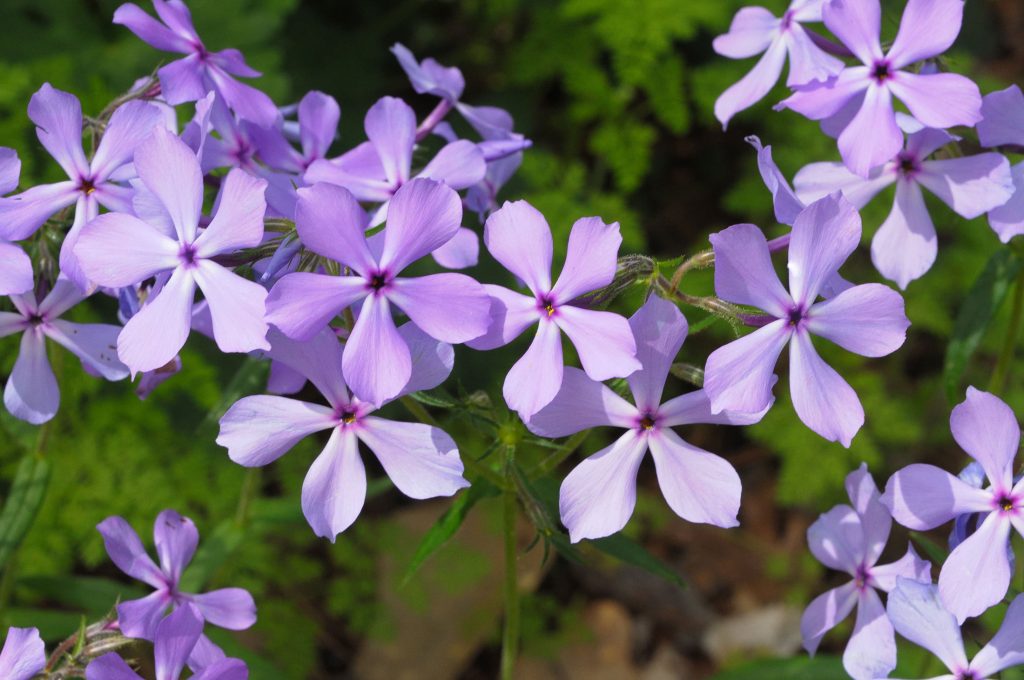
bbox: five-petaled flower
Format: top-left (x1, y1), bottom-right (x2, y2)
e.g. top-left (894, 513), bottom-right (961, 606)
top-left (0, 627), bottom-right (45, 680)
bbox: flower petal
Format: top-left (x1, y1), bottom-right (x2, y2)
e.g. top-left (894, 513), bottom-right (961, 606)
top-left (112, 2), bottom-right (193, 53)
top-left (430, 227), bottom-right (479, 270)
top-left (917, 153), bottom-right (1015, 219)
top-left (806, 283), bottom-right (908, 358)
top-left (266, 273), bottom-right (367, 342)
top-left (298, 90), bottom-right (340, 161)
top-left (358, 417), bottom-right (468, 499)
top-left (844, 589), bottom-right (897, 680)
top-left (96, 515), bottom-right (164, 588)
top-left (204, 67), bottom-right (279, 128)
top-left (187, 588), bottom-right (256, 630)
top-left (117, 590), bottom-right (171, 639)
top-left (117, 266), bottom-right (195, 375)
top-left (503, 319), bottom-right (563, 420)
top-left (808, 505), bottom-right (864, 573)
top-left (844, 464), bottom-right (892, 566)
top-left (465, 285), bottom-right (538, 351)
top-left (784, 24), bottom-right (845, 87)
top-left (75, 213), bottom-right (180, 287)
top-left (704, 320), bottom-right (789, 415)
top-left (301, 428), bottom-right (366, 541)
top-left (886, 578), bottom-right (968, 673)
top-left (647, 428), bottom-right (741, 528)
top-left (556, 306), bottom-right (640, 381)
top-left (217, 395), bottom-right (335, 467)
top-left (712, 7), bottom-right (778, 59)
top-left (777, 67), bottom-right (871, 121)
top-left (837, 85), bottom-right (902, 178)
top-left (193, 260), bottom-right (269, 354)
top-left (887, 0), bottom-right (966, 69)
top-left (709, 223), bottom-right (790, 316)
top-left (881, 464), bottom-right (994, 530)
top-left (343, 294), bottom-right (410, 407)
top-left (978, 85), bottom-right (1024, 149)
top-left (135, 127), bottom-right (203, 243)
top-left (265, 328), bottom-right (349, 408)
top-left (4, 330), bottom-right (59, 425)
top-left (45, 320), bottom-right (128, 381)
top-left (823, 0), bottom-right (883, 63)
top-left (871, 544), bottom-right (933, 593)
top-left (802, 582), bottom-right (858, 655)
top-left (0, 243), bottom-right (33, 296)
top-left (193, 168), bottom-right (267, 258)
top-left (789, 193), bottom-right (861, 305)
top-left (86, 654), bottom-right (142, 680)
top-left (939, 512), bottom-right (1012, 623)
top-left (789, 330), bottom-right (864, 447)
top-left (989, 161), bottom-right (1024, 243)
top-left (870, 180), bottom-right (937, 289)
top-left (747, 136), bottom-right (805, 226)
top-left (379, 178), bottom-right (462, 274)
top-left (525, 367), bottom-right (638, 438)
top-left (153, 509), bottom-right (198, 585)
top-left (399, 322), bottom-right (454, 395)
top-left (888, 71), bottom-right (982, 130)
top-left (949, 386), bottom-right (1020, 492)
top-left (714, 38), bottom-right (787, 129)
top-left (91, 100), bottom-right (165, 181)
top-left (793, 161), bottom-right (895, 209)
top-left (365, 96), bottom-right (415, 187)
top-left (970, 594), bottom-right (1024, 677)
top-left (418, 140), bottom-right (486, 190)
top-left (28, 83), bottom-right (88, 180)
top-left (659, 389), bottom-right (770, 427)
top-left (387, 273), bottom-right (490, 343)
top-left (0, 181), bottom-right (80, 241)
top-left (157, 56), bottom-right (207, 106)
top-left (483, 199), bottom-right (553, 295)
top-left (154, 603), bottom-right (203, 680)
top-left (291, 183), bottom-right (374, 275)
top-left (624, 294), bottom-right (686, 412)
top-left (559, 430), bottom-right (648, 542)
top-left (550, 217), bottom-right (623, 302)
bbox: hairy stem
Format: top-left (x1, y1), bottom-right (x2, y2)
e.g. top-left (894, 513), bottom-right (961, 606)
top-left (500, 443), bottom-right (520, 680)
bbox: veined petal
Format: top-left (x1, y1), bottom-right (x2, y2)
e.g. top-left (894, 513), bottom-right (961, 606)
top-left (186, 589), bottom-right (256, 631)
top-left (96, 515), bottom-right (164, 589)
top-left (193, 260), bottom-right (269, 354)
top-left (113, 2), bottom-right (193, 53)
top-left (704, 320), bottom-right (789, 415)
top-left (806, 283), bottom-right (908, 358)
top-left (917, 153), bottom-right (1015, 219)
top-left (387, 274), bottom-right (491, 343)
top-left (886, 578), bottom-right (968, 673)
top-left (870, 180), bottom-right (937, 289)
top-left (217, 395), bottom-right (335, 467)
top-left (117, 590), bottom-right (170, 640)
top-left (559, 430), bottom-right (648, 542)
top-left (837, 85), bottom-right (902, 178)
top-left (794, 161), bottom-right (895, 209)
top-left (525, 367), bottom-right (638, 438)
top-left (301, 428), bottom-right (366, 541)
top-left (808, 505), bottom-right (864, 573)
top-left (647, 429), bottom-right (741, 528)
top-left (714, 38), bottom-right (787, 129)
top-left (784, 24), bottom-right (845, 87)
top-left (153, 603), bottom-right (203, 680)
top-left (659, 389), bottom-right (770, 427)
top-left (0, 181), bottom-right (79, 241)
top-left (28, 83), bottom-right (88, 180)
top-left (483, 200), bottom-right (553, 295)
top-left (4, 330), bottom-right (59, 425)
top-left (881, 464), bottom-right (993, 530)
top-left (844, 589), bottom-right (897, 680)
top-left (556, 306), bottom-right (640, 382)
top-left (550, 217), bottom-right (623, 302)
top-left (970, 594), bottom-right (1024, 678)
top-left (135, 127), bottom-right (203, 242)
top-left (265, 328), bottom-right (349, 408)
top-left (91, 101), bottom-right (165, 181)
top-left (379, 178), bottom-right (462, 274)
top-left (871, 545), bottom-right (933, 593)
top-left (778, 67), bottom-right (871, 121)
top-left (709, 223), bottom-right (790, 317)
top-left (193, 168), bottom-right (267, 258)
top-left (0, 627), bottom-right (45, 680)
top-left (343, 294), bottom-right (410, 407)
top-left (157, 56), bottom-right (207, 106)
top-left (291, 183), bottom-right (374, 274)
top-left (823, 0), bottom-right (883, 64)
top-left (357, 418), bottom-right (468, 499)
top-left (117, 266), bottom-right (195, 375)
top-left (298, 90), bottom-right (340, 161)
top-left (789, 331), bottom-right (864, 447)
top-left (45, 321), bottom-right (127, 381)
top-left (364, 96), bottom-right (415, 187)
top-left (399, 322), bottom-right (454, 395)
top-left (802, 582), bottom-right (858, 655)
top-left (265, 273), bottom-right (367, 342)
top-left (204, 66), bottom-right (279, 128)
top-left (789, 193), bottom-right (861, 305)
top-left (503, 319), bottom-right (563, 420)
top-left (888, 71), bottom-right (982, 130)
top-left (624, 295), bottom-right (686, 412)
top-left (887, 0), bottom-right (966, 70)
top-left (747, 136), bottom-right (804, 226)
top-left (86, 653), bottom-right (143, 680)
top-left (153, 509), bottom-right (197, 585)
top-left (712, 7), bottom-right (779, 59)
top-left (949, 387), bottom-right (1020, 492)
top-left (465, 285), bottom-right (538, 350)
top-left (418, 140), bottom-right (486, 190)
top-left (939, 511), bottom-right (1012, 623)
top-left (75, 213), bottom-right (180, 287)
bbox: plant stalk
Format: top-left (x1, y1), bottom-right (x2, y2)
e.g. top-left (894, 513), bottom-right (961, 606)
top-left (500, 443), bottom-right (520, 680)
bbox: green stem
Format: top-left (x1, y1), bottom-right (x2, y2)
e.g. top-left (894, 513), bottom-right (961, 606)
top-left (500, 444), bottom-right (519, 680)
top-left (528, 430), bottom-right (589, 478)
top-left (399, 397), bottom-right (505, 488)
top-left (990, 267), bottom-right (1024, 393)
top-left (234, 468), bottom-right (261, 528)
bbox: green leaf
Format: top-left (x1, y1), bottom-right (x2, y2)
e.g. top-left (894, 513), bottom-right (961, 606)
top-left (400, 481), bottom-right (499, 586)
top-left (3, 607), bottom-right (82, 639)
top-left (0, 454), bottom-right (51, 569)
top-left (17, 575), bottom-right (146, 615)
top-left (943, 249), bottom-right (1022, 401)
top-left (178, 520), bottom-right (245, 593)
top-left (711, 656), bottom-right (848, 679)
top-left (588, 533), bottom-right (684, 587)
top-left (910, 531), bottom-right (948, 566)
top-left (407, 389), bottom-right (459, 409)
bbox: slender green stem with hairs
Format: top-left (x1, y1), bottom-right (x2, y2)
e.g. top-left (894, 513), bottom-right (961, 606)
top-left (500, 443), bottom-right (520, 680)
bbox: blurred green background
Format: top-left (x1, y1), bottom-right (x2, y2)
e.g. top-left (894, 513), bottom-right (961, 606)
top-left (0, 0), bottom-right (1021, 677)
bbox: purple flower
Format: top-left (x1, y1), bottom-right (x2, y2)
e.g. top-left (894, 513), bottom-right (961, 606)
top-left (467, 200), bottom-right (641, 420)
top-left (801, 464), bottom-right (931, 680)
top-left (248, 90), bottom-right (340, 175)
top-left (75, 126), bottom-right (270, 375)
top-left (86, 603), bottom-right (248, 680)
top-left (0, 148), bottom-right (32, 295)
top-left (794, 127), bottom-right (1015, 288)
top-left (0, 627), bottom-right (45, 680)
top-left (217, 325), bottom-right (468, 540)
top-left (978, 85), bottom-right (1024, 242)
top-left (703, 194), bottom-right (909, 446)
top-left (265, 179), bottom-right (490, 406)
top-left (0, 275), bottom-right (128, 424)
top-left (882, 387), bottom-right (1024, 622)
top-left (886, 578), bottom-right (1024, 679)
top-left (113, 0), bottom-right (278, 127)
top-left (0, 84), bottom-right (163, 288)
top-left (713, 0), bottom-right (843, 128)
top-left (779, 0), bottom-right (982, 176)
top-left (304, 96), bottom-right (486, 226)
top-left (97, 511), bottom-right (256, 668)
top-left (526, 296), bottom-right (765, 542)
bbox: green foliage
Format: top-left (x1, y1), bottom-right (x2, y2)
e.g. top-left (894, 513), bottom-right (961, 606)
top-left (711, 655), bottom-right (849, 679)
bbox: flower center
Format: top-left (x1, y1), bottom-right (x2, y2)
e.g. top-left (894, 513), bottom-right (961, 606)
top-left (897, 153), bottom-right (920, 177)
top-left (636, 412), bottom-right (659, 433)
top-left (27, 313), bottom-right (44, 327)
top-left (79, 178), bottom-right (97, 195)
top-left (786, 306), bottom-right (805, 327)
top-left (369, 273), bottom-right (389, 291)
top-left (179, 243), bottom-right (199, 266)
top-left (997, 493), bottom-right (1018, 513)
top-left (853, 563), bottom-right (871, 591)
top-left (780, 10), bottom-right (795, 30)
top-left (341, 410), bottom-right (357, 425)
top-left (538, 295), bottom-right (558, 317)
top-left (956, 671), bottom-right (979, 680)
top-left (871, 60), bottom-right (893, 83)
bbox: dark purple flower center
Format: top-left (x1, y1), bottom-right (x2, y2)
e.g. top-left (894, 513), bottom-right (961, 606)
top-left (636, 412), bottom-right (659, 433)
top-left (179, 243), bottom-right (199, 266)
top-left (27, 313), bottom-right (44, 327)
top-left (853, 563), bottom-right (871, 591)
top-left (897, 153), bottom-right (920, 177)
top-left (996, 492), bottom-right (1019, 513)
top-left (369, 272), bottom-right (389, 291)
top-left (780, 10), bottom-right (795, 30)
top-left (871, 60), bottom-right (893, 83)
top-left (340, 410), bottom-right (357, 425)
top-left (786, 306), bottom-right (805, 327)
top-left (956, 671), bottom-right (979, 680)
top-left (538, 295), bottom-right (558, 317)
top-left (78, 178), bottom-right (97, 195)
